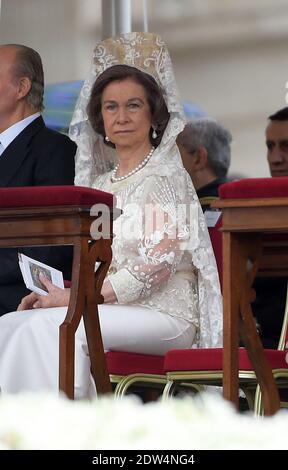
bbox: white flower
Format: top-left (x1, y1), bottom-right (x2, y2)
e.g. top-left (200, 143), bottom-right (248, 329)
top-left (0, 392), bottom-right (288, 449)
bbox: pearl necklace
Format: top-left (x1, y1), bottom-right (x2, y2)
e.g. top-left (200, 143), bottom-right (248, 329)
top-left (111, 147), bottom-right (155, 182)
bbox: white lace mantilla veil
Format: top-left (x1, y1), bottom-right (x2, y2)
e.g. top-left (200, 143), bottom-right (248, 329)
top-left (69, 32), bottom-right (223, 348)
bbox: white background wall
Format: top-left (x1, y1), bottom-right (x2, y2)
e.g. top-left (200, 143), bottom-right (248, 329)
top-left (1, 0), bottom-right (288, 178)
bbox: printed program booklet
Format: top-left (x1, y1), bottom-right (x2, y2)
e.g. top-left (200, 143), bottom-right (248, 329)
top-left (18, 253), bottom-right (64, 296)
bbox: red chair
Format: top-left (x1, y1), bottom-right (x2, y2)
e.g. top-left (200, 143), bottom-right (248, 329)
top-left (107, 351), bottom-right (202, 399)
top-left (163, 178), bottom-right (288, 413)
top-left (0, 185), bottom-right (115, 398)
top-left (163, 287), bottom-right (288, 412)
top-left (106, 351), bottom-right (167, 398)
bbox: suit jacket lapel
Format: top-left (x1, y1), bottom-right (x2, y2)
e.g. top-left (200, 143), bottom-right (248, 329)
top-left (0, 116), bottom-right (45, 187)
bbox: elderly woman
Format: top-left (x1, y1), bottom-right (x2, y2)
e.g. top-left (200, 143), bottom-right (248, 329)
top-left (0, 33), bottom-right (222, 398)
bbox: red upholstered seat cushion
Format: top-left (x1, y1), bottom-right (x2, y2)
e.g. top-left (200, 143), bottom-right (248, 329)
top-left (219, 177), bottom-right (288, 199)
top-left (164, 348), bottom-right (288, 372)
top-left (106, 351), bottom-right (165, 376)
top-left (0, 185), bottom-right (114, 208)
top-left (164, 348), bottom-right (223, 371)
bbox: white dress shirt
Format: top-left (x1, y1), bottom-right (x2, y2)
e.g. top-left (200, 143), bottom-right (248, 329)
top-left (0, 113), bottom-right (41, 157)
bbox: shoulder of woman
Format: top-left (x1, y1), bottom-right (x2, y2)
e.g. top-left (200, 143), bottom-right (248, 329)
top-left (145, 165), bottom-right (189, 189)
top-left (141, 170), bottom-right (191, 205)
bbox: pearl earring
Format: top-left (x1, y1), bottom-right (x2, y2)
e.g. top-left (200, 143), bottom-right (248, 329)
top-left (152, 128), bottom-right (157, 139)
top-left (105, 136), bottom-right (110, 142)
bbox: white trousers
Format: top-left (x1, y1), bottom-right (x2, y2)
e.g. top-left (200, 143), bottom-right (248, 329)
top-left (0, 304), bottom-right (195, 398)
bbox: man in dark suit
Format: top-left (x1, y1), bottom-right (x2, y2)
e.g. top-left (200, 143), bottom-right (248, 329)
top-left (0, 44), bottom-right (76, 316)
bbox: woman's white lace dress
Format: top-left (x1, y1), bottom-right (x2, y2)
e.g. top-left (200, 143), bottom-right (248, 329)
top-left (0, 32), bottom-right (222, 397)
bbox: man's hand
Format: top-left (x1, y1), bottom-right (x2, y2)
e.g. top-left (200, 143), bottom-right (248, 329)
top-left (17, 274), bottom-right (70, 311)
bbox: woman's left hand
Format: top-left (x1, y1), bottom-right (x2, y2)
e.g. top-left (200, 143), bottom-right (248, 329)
top-left (17, 274), bottom-right (70, 311)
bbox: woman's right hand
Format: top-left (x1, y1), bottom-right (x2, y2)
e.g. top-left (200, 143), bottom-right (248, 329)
top-left (17, 274), bottom-right (70, 311)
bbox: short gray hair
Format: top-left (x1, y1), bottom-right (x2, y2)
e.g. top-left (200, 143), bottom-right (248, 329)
top-left (4, 44), bottom-right (44, 111)
top-left (177, 118), bottom-right (232, 177)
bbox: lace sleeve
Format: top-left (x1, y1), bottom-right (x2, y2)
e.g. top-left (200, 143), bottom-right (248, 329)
top-left (108, 177), bottom-right (187, 304)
